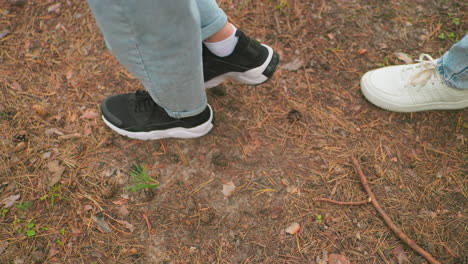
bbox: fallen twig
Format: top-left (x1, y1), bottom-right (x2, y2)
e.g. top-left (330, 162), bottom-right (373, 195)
top-left (351, 157), bottom-right (440, 264)
top-left (141, 212), bottom-right (152, 235)
top-left (316, 197), bottom-right (370, 205)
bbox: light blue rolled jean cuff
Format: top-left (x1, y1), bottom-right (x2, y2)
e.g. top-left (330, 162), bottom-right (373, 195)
top-left (201, 14), bottom-right (227, 40)
top-left (437, 34), bottom-right (468, 90)
top-left (164, 98), bottom-right (208, 119)
top-left (198, 0), bottom-right (228, 40)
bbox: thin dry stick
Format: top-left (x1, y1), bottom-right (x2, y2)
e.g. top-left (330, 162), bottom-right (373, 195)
top-left (316, 197), bottom-right (370, 206)
top-left (351, 157), bottom-right (440, 264)
top-left (141, 212), bottom-right (152, 235)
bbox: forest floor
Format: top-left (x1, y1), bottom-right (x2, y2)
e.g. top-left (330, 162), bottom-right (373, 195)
top-left (0, 0), bottom-right (466, 263)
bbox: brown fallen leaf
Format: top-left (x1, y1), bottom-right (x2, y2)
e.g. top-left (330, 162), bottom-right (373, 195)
top-left (12, 82), bottom-right (23, 91)
top-left (46, 160), bottom-right (65, 186)
top-left (121, 248), bottom-right (138, 255)
top-left (118, 205), bottom-right (130, 218)
top-left (45, 128), bottom-right (64, 137)
top-left (92, 213), bottom-right (112, 233)
top-left (285, 222), bottom-right (300, 235)
top-left (286, 185), bottom-right (298, 194)
top-left (68, 112), bottom-right (77, 122)
top-left (283, 58), bottom-right (304, 71)
top-left (112, 199), bottom-right (128, 206)
top-left (58, 133), bottom-right (81, 140)
top-left (48, 247), bottom-right (59, 258)
top-left (122, 220), bottom-right (135, 232)
top-left (394, 52), bottom-right (413, 64)
top-left (31, 250), bottom-right (45, 263)
top-left (69, 223), bottom-right (83, 237)
top-left (355, 231), bottom-right (361, 240)
top-left (66, 69), bottom-right (74, 80)
top-left (2, 194), bottom-right (20, 208)
top-left (91, 251), bottom-right (103, 258)
top-left (328, 253), bottom-right (350, 264)
top-left (32, 104), bottom-right (48, 118)
top-left (80, 109), bottom-right (99, 120)
top-left (391, 244), bottom-right (409, 264)
top-left (47, 3), bottom-right (61, 13)
top-left (221, 180), bottom-right (236, 197)
top-left (357, 48), bottom-right (368, 55)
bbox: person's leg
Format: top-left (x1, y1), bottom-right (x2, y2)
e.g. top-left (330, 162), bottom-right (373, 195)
top-left (196, 0), bottom-right (280, 88)
top-left (196, 0), bottom-right (228, 41)
top-left (438, 34), bottom-right (468, 89)
top-left (87, 0), bottom-right (206, 118)
top-left (360, 35), bottom-right (468, 112)
top-left (205, 22), bottom-right (235, 43)
top-left (197, 0), bottom-right (238, 57)
top-left (87, 0), bottom-right (213, 140)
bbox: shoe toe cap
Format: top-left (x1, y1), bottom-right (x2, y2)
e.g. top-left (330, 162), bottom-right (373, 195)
top-left (360, 66), bottom-right (414, 111)
top-left (100, 94), bottom-right (127, 127)
top-left (363, 69), bottom-right (401, 94)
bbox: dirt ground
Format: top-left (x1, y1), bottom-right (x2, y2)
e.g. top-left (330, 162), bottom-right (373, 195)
top-left (0, 0), bottom-right (467, 263)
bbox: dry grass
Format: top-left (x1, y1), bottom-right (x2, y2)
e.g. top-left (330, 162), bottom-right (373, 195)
top-left (0, 0), bottom-right (467, 263)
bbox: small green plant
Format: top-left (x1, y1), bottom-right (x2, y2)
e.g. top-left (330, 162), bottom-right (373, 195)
top-left (275, 0), bottom-right (288, 12)
top-left (56, 240), bottom-right (63, 246)
top-left (26, 222), bottom-right (36, 237)
top-left (40, 184), bottom-right (66, 206)
top-left (1, 208), bottom-right (8, 217)
top-left (59, 228), bottom-right (65, 236)
top-left (375, 55), bottom-right (391, 68)
top-left (447, 32), bottom-right (456, 40)
top-left (16, 221), bottom-right (37, 237)
top-left (439, 32), bottom-right (458, 41)
top-left (448, 13), bottom-right (460, 26)
top-left (16, 201), bottom-right (32, 211)
top-left (127, 164), bottom-right (159, 192)
top-left (317, 214), bottom-right (323, 224)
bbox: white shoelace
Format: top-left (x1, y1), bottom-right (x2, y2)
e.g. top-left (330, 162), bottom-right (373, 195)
top-left (408, 54), bottom-right (440, 87)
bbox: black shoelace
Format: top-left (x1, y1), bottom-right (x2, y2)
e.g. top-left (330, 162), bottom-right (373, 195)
top-left (134, 90), bottom-right (157, 113)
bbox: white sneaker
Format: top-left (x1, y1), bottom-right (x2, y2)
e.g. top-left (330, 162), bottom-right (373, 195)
top-left (360, 54), bottom-right (468, 112)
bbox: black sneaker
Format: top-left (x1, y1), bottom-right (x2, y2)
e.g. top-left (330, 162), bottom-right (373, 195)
top-left (100, 90), bottom-right (214, 140)
top-left (203, 30), bottom-right (280, 88)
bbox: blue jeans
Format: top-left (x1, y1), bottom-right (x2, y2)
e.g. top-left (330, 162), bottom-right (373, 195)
top-left (438, 34), bottom-right (468, 89)
top-left (86, 0), bottom-right (227, 118)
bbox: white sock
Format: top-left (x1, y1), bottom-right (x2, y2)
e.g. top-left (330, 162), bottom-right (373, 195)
top-left (204, 24), bottom-right (239, 57)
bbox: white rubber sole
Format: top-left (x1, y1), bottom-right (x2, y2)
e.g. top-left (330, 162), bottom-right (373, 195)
top-left (361, 72), bottom-right (468, 112)
top-left (204, 44), bottom-right (274, 89)
top-left (102, 105), bottom-right (214, 140)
